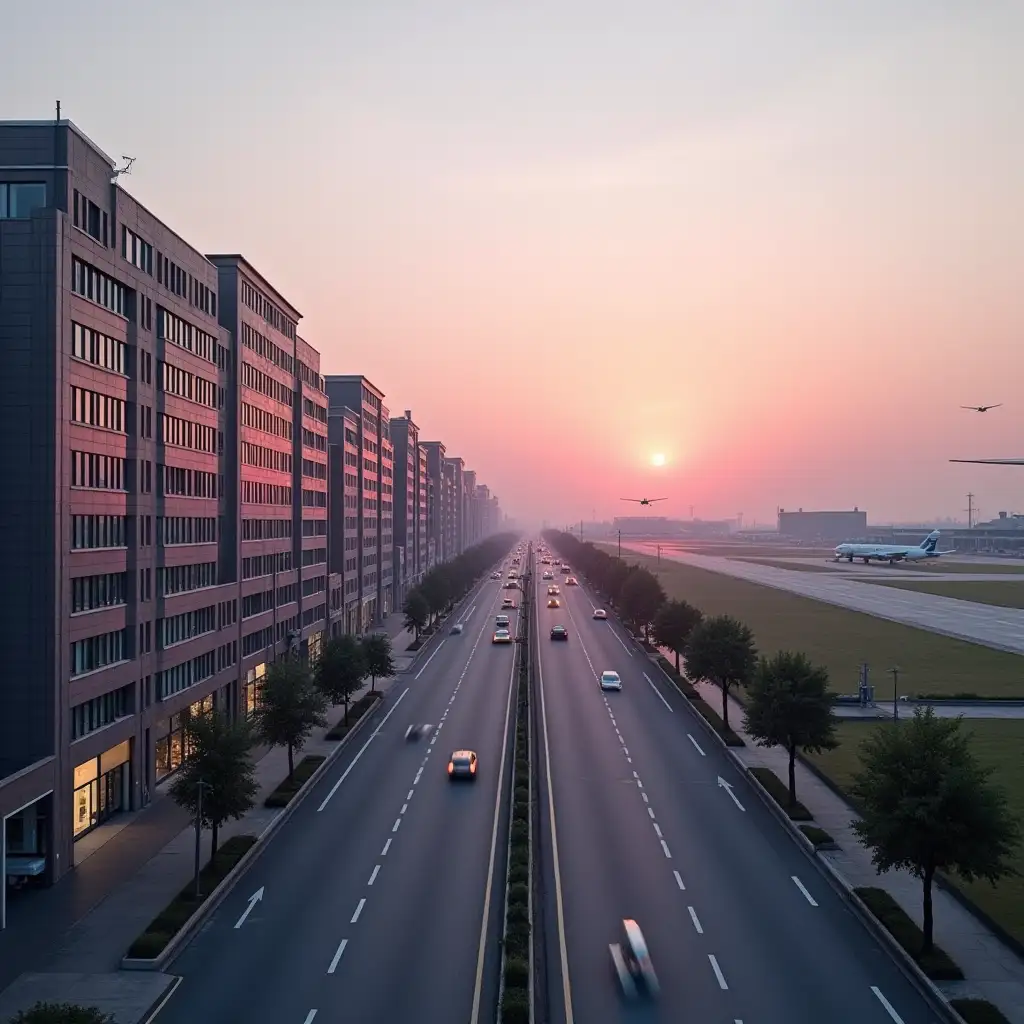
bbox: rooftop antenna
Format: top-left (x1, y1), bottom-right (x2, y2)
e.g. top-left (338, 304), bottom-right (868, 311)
top-left (56, 100), bottom-right (61, 121)
top-left (111, 155), bottom-right (136, 182)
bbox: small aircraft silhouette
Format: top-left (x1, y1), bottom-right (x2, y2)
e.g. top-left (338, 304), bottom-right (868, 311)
top-left (961, 404), bottom-right (1002, 412)
top-left (621, 497), bottom-right (667, 506)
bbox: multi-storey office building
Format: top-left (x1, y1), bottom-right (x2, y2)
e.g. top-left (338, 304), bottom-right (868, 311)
top-left (416, 441), bottom-right (430, 574)
top-left (389, 410), bottom-right (426, 605)
top-left (421, 441), bottom-right (447, 564)
top-left (0, 122), bottom-right (328, 924)
top-left (324, 376), bottom-right (391, 630)
top-left (444, 456), bottom-right (465, 557)
top-left (463, 469), bottom-right (478, 548)
top-left (327, 406), bottom-right (363, 635)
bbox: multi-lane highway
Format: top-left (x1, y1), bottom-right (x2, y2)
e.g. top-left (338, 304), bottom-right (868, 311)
top-left (157, 568), bottom-right (521, 1024)
top-left (533, 552), bottom-right (945, 1023)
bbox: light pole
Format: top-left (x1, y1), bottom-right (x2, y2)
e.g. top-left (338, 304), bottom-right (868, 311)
top-left (617, 530), bottom-right (621, 559)
top-left (890, 667), bottom-right (900, 720)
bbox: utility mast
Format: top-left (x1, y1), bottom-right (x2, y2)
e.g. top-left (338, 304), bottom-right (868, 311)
top-left (965, 493), bottom-right (976, 529)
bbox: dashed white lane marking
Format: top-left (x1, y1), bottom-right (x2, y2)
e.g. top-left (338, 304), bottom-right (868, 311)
top-left (660, 840), bottom-right (672, 859)
top-left (368, 865), bottom-right (380, 885)
top-left (392, 818), bottom-right (402, 832)
top-left (622, 747), bottom-right (629, 756)
top-left (381, 838), bottom-right (392, 856)
top-left (303, 1010), bottom-right (318, 1023)
top-left (792, 876), bottom-right (818, 906)
top-left (326, 939), bottom-right (348, 974)
top-left (673, 870), bottom-right (686, 890)
top-left (709, 954), bottom-right (728, 990)
top-left (400, 803), bottom-right (408, 814)
top-left (407, 789), bottom-right (414, 800)
top-left (351, 898), bottom-right (366, 924)
top-left (413, 638), bottom-right (447, 679)
top-left (642, 792), bottom-right (649, 804)
top-left (688, 734), bottom-right (705, 756)
top-left (871, 986), bottom-right (905, 1023)
top-left (647, 807), bottom-right (655, 819)
top-left (688, 906), bottom-right (703, 934)
top-left (413, 768), bottom-right (423, 784)
top-left (641, 671), bottom-right (673, 711)
top-left (653, 824), bottom-right (663, 838)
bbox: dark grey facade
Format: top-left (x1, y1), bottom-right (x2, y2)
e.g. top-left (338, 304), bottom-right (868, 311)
top-left (421, 441), bottom-right (447, 564)
top-left (444, 456), bottom-right (465, 556)
top-left (0, 122), bottom-right (329, 920)
top-left (327, 405), bottom-right (363, 634)
top-left (389, 410), bottom-right (427, 604)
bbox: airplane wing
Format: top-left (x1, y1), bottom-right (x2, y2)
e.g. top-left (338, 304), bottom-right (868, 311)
top-left (950, 459), bottom-right (1024, 465)
top-left (620, 498), bottom-right (643, 502)
top-left (648, 498), bottom-right (667, 502)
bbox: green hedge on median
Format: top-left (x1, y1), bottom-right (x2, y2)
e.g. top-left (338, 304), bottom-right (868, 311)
top-left (748, 766), bottom-right (813, 821)
top-left (9, 1004), bottom-right (115, 1024)
top-left (126, 834), bottom-right (257, 959)
top-left (951, 999), bottom-right (1012, 1024)
top-left (325, 691), bottom-right (384, 740)
top-left (264, 755), bottom-right (325, 808)
top-left (854, 887), bottom-right (963, 981)
top-left (500, 987), bottom-right (530, 1024)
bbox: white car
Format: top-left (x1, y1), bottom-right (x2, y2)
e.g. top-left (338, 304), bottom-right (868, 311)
top-left (593, 609), bottom-right (607, 620)
top-left (492, 629), bottom-right (513, 644)
top-left (542, 572), bottom-right (553, 580)
top-left (600, 670), bottom-right (622, 691)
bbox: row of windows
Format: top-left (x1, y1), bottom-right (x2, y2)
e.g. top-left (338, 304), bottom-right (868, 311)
top-left (241, 441), bottom-right (291, 474)
top-left (158, 648), bottom-right (216, 700)
top-left (72, 514), bottom-right (127, 550)
top-left (302, 396), bottom-right (327, 424)
top-left (302, 602), bottom-right (326, 628)
top-left (160, 516), bottom-right (217, 546)
top-left (301, 547), bottom-right (327, 567)
top-left (296, 360), bottom-right (325, 394)
top-left (242, 589), bottom-right (274, 619)
top-left (157, 252), bottom-right (188, 300)
top-left (218, 599), bottom-right (238, 629)
top-left (71, 451), bottom-right (124, 490)
top-left (157, 307), bottom-right (219, 365)
top-left (241, 359), bottom-right (294, 408)
top-left (159, 605), bottom-right (216, 648)
top-left (71, 684), bottom-right (133, 741)
top-left (72, 257), bottom-right (126, 317)
top-left (302, 489), bottom-right (327, 508)
top-left (122, 225), bottom-right (154, 275)
top-left (302, 428), bottom-right (327, 452)
top-left (302, 458), bottom-right (327, 481)
top-left (242, 624), bottom-right (274, 658)
top-left (71, 189), bottom-right (107, 244)
top-left (241, 401), bottom-right (292, 440)
top-left (158, 562), bottom-right (217, 596)
top-left (241, 517), bottom-right (291, 541)
top-left (71, 628), bottom-right (127, 678)
top-left (303, 575), bottom-right (326, 597)
top-left (302, 518), bottom-right (327, 537)
top-left (240, 282), bottom-right (297, 345)
top-left (2, 181), bottom-right (47, 220)
top-left (241, 480), bottom-right (291, 506)
top-left (70, 386), bottom-right (125, 433)
top-left (161, 361), bottom-right (219, 409)
top-left (71, 322), bottom-right (127, 375)
top-left (162, 465), bottom-right (219, 499)
top-left (242, 551), bottom-right (292, 579)
top-left (72, 571), bottom-right (127, 614)
top-left (162, 413), bottom-right (218, 454)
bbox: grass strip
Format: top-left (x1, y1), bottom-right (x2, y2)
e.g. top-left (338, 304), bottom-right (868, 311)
top-left (950, 999), bottom-right (1012, 1023)
top-left (264, 755), bottom-right (325, 808)
top-left (126, 834), bottom-right (256, 958)
top-left (324, 691), bottom-right (383, 740)
top-left (798, 824), bottom-right (836, 848)
top-left (748, 766), bottom-right (812, 821)
top-left (853, 886), bottom-right (963, 980)
top-left (653, 654), bottom-right (746, 745)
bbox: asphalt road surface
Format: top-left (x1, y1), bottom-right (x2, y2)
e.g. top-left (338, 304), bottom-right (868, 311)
top-left (533, 559), bottom-right (945, 1023)
top-left (157, 569), bottom-right (520, 1024)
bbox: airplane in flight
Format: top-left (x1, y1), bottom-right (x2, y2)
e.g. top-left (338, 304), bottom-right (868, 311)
top-left (961, 404), bottom-right (1002, 412)
top-left (833, 530), bottom-right (954, 565)
top-left (621, 497), bottom-right (667, 506)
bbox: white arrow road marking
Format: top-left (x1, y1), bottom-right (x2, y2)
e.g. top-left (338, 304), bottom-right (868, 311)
top-left (718, 776), bottom-right (746, 811)
top-left (233, 887), bottom-right (264, 929)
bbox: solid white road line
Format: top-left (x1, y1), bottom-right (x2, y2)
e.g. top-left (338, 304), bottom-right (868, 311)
top-left (351, 898), bottom-right (365, 924)
top-left (871, 986), bottom-right (906, 1023)
top-left (302, 1011), bottom-right (318, 1023)
top-left (469, 624), bottom-right (520, 1024)
top-left (673, 870), bottom-right (686, 890)
top-left (317, 688), bottom-right (409, 812)
top-left (792, 876), bottom-right (818, 906)
top-left (688, 734), bottom-right (705, 756)
top-left (368, 865), bottom-right (380, 886)
top-left (381, 838), bottom-right (391, 856)
top-left (413, 638), bottom-right (446, 679)
top-left (709, 954), bottom-right (729, 990)
top-left (326, 938), bottom-right (348, 974)
top-left (642, 671), bottom-right (673, 711)
top-left (688, 906), bottom-right (703, 934)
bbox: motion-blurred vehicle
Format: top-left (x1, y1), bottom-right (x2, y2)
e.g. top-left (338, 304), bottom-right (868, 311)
top-left (450, 623), bottom-right (464, 635)
top-left (547, 598), bottom-right (560, 608)
top-left (491, 571), bottom-right (502, 580)
top-left (593, 609), bottom-right (608, 620)
top-left (610, 919), bottom-right (659, 999)
top-left (550, 625), bottom-right (568, 641)
top-left (600, 670), bottom-right (622, 691)
top-left (547, 585), bottom-right (560, 596)
top-left (492, 628), bottom-right (513, 644)
top-left (495, 614), bottom-right (510, 629)
top-left (405, 724), bottom-right (434, 742)
top-left (542, 571), bottom-right (554, 580)
top-left (501, 598), bottom-right (516, 610)
top-left (566, 576), bottom-right (579, 586)
top-left (448, 750), bottom-right (478, 779)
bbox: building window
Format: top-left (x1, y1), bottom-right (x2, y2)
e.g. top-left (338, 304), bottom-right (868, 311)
top-left (71, 514), bottom-right (127, 549)
top-left (71, 572), bottom-right (128, 614)
top-left (71, 322), bottom-right (127, 375)
top-left (0, 182), bottom-right (46, 219)
top-left (70, 628), bottom-right (128, 677)
top-left (70, 451), bottom-right (125, 490)
top-left (154, 696), bottom-right (214, 782)
top-left (157, 649), bottom-right (216, 699)
top-left (70, 386), bottom-right (126, 432)
top-left (71, 257), bottom-right (126, 317)
top-left (71, 686), bottom-right (133, 740)
top-left (122, 226), bottom-right (154, 275)
top-left (73, 742), bottom-right (130, 838)
top-left (156, 307), bottom-right (219, 364)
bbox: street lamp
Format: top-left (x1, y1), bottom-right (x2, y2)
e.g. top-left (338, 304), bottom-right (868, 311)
top-left (890, 667), bottom-right (901, 720)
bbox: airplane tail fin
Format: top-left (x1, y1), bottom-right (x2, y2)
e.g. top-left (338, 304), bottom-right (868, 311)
top-left (920, 531), bottom-right (940, 552)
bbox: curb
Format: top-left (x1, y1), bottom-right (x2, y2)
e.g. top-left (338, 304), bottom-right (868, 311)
top-left (139, 974), bottom-right (183, 1024)
top-left (121, 689), bottom-right (388, 971)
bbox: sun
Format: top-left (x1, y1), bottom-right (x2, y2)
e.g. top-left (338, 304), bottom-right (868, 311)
top-left (651, 453), bottom-right (666, 467)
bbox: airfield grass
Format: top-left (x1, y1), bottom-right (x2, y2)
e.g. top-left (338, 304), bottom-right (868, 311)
top-left (601, 546), bottom-right (1024, 698)
top-left (866, 580), bottom-right (1024, 610)
top-left (878, 562), bottom-right (1024, 575)
top-left (661, 544), bottom-right (834, 559)
top-left (807, 719), bottom-right (1024, 947)
top-left (733, 558), bottom-right (843, 574)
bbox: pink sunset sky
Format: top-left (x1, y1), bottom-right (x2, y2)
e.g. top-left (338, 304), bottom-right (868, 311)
top-left (6, 1), bottom-right (1024, 527)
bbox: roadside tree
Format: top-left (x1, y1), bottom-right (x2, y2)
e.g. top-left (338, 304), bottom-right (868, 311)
top-left (744, 651), bottom-right (837, 807)
top-left (851, 707), bottom-right (1020, 953)
top-left (402, 588), bottom-right (429, 639)
top-left (314, 634), bottom-right (367, 724)
top-left (652, 599), bottom-right (703, 673)
top-left (684, 615), bottom-right (757, 731)
top-left (253, 656), bottom-right (328, 777)
top-left (362, 632), bottom-right (396, 693)
top-left (619, 567), bottom-right (666, 641)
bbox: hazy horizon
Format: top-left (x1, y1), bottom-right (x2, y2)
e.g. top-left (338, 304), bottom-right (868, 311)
top-left (7, 0), bottom-right (1023, 526)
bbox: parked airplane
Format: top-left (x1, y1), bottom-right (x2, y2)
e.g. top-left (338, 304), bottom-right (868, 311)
top-left (833, 531), bottom-right (954, 565)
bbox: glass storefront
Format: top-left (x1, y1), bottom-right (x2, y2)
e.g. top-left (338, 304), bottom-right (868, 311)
top-left (73, 740), bottom-right (131, 839)
top-left (243, 663), bottom-right (266, 718)
top-left (307, 631), bottom-right (324, 665)
top-left (154, 694), bottom-right (215, 782)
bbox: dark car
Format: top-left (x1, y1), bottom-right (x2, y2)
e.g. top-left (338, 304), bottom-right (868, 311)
top-left (550, 625), bottom-right (569, 641)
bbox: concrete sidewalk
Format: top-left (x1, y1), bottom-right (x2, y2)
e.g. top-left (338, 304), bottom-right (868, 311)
top-left (665, 655), bottom-right (1024, 1023)
top-left (0, 614), bottom-right (417, 1015)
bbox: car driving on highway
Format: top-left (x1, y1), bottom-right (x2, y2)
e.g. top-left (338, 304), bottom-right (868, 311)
top-left (610, 919), bottom-right (659, 999)
top-left (550, 625), bottom-right (568, 641)
top-left (495, 614), bottom-right (510, 630)
top-left (492, 628), bottom-right (513, 644)
top-left (600, 670), bottom-right (622, 691)
top-left (448, 750), bottom-right (478, 780)
top-left (593, 608), bottom-right (607, 620)
top-left (547, 598), bottom-right (560, 608)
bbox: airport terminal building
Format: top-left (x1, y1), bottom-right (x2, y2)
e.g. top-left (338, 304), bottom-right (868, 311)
top-left (778, 509), bottom-right (868, 544)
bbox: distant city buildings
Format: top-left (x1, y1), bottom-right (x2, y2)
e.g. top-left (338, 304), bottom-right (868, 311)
top-left (0, 118), bottom-right (502, 919)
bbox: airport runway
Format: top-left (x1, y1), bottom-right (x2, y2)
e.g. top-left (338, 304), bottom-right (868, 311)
top-left (625, 543), bottom-right (1024, 655)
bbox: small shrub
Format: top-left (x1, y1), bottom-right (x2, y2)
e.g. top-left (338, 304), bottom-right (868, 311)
top-left (508, 882), bottom-right (529, 906)
top-left (504, 955), bottom-right (529, 988)
top-left (510, 820), bottom-right (528, 843)
top-left (508, 863), bottom-right (529, 885)
top-left (798, 824), bottom-right (835, 848)
top-left (514, 784), bottom-right (529, 802)
top-left (507, 903), bottom-right (529, 926)
top-left (749, 767), bottom-right (813, 822)
top-left (854, 887), bottom-right (963, 980)
top-left (504, 924), bottom-right (530, 957)
top-left (9, 1004), bottom-right (115, 1024)
top-left (501, 987), bottom-right (530, 1024)
top-left (950, 998), bottom-right (1011, 1024)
